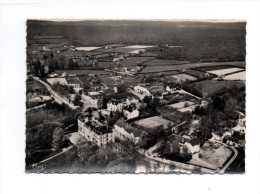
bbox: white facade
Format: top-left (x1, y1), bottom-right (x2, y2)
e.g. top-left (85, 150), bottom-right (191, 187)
top-left (78, 119), bottom-right (115, 146)
top-left (123, 109), bottom-right (139, 120)
top-left (134, 85), bottom-right (151, 96)
top-left (107, 101), bottom-right (124, 112)
top-left (113, 124), bottom-right (139, 144)
top-left (184, 142), bottom-right (200, 154)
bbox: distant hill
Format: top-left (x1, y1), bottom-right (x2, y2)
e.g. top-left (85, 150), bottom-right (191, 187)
top-left (27, 20), bottom-right (246, 46)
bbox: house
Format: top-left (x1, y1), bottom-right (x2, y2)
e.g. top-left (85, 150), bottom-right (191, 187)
top-left (61, 72), bottom-right (67, 77)
top-left (126, 96), bottom-right (140, 107)
top-left (107, 98), bottom-right (125, 112)
top-left (29, 96), bottom-right (52, 103)
top-left (184, 138), bottom-right (201, 154)
top-left (171, 134), bottom-right (190, 145)
top-left (78, 118), bottom-right (115, 146)
top-left (113, 120), bottom-right (140, 144)
top-left (149, 85), bottom-right (167, 99)
top-left (166, 85), bottom-right (176, 93)
top-left (49, 72), bottom-right (59, 77)
top-left (226, 137), bottom-right (239, 147)
top-left (65, 76), bottom-right (83, 89)
top-left (134, 85), bottom-right (151, 97)
top-left (82, 91), bottom-right (103, 109)
top-left (123, 105), bottom-right (139, 120)
top-left (232, 113), bottom-right (246, 134)
top-left (209, 132), bottom-right (223, 142)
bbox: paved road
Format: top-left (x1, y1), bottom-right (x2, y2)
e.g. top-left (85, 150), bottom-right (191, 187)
top-left (26, 103), bottom-right (46, 112)
top-left (32, 76), bottom-right (78, 110)
top-left (218, 144), bottom-right (238, 174)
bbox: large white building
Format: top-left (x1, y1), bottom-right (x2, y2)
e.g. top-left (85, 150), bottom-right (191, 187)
top-left (78, 116), bottom-right (114, 146)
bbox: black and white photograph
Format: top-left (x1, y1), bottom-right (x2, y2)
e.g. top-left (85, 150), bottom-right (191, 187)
top-left (26, 19), bottom-right (246, 174)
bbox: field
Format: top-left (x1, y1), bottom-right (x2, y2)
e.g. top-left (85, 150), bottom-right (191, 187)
top-left (56, 69), bottom-right (112, 75)
top-left (195, 62), bottom-right (245, 72)
top-left (138, 70), bottom-right (180, 76)
top-left (185, 69), bottom-right (214, 78)
top-left (171, 73), bottom-right (197, 81)
top-left (157, 106), bottom-right (185, 123)
top-left (100, 47), bottom-right (144, 53)
top-left (98, 74), bottom-right (141, 88)
top-left (119, 57), bottom-right (155, 67)
top-left (178, 105), bottom-right (197, 113)
top-left (141, 65), bottom-right (183, 73)
top-left (207, 67), bottom-right (244, 76)
top-left (188, 80), bottom-right (245, 96)
top-left (75, 47), bottom-right (101, 51)
top-left (143, 59), bottom-right (189, 66)
top-left (196, 145), bottom-right (232, 169)
top-left (223, 71), bottom-right (245, 81)
top-left (140, 61), bottom-right (245, 73)
top-left (134, 116), bottom-right (173, 128)
top-left (168, 101), bottom-right (195, 109)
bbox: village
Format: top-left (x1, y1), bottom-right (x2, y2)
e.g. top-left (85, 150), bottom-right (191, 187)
top-left (26, 33), bottom-right (246, 173)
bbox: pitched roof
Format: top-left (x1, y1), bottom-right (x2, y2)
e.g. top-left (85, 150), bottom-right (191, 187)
top-left (133, 130), bottom-right (143, 137)
top-left (115, 119), bottom-right (127, 128)
top-left (189, 138), bottom-right (201, 146)
top-left (124, 126), bottom-right (135, 134)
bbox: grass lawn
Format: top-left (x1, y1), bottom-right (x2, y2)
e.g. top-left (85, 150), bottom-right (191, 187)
top-left (120, 56), bottom-right (155, 66)
top-left (143, 59), bottom-right (189, 66)
top-left (188, 80), bottom-right (245, 97)
top-left (134, 116), bottom-right (173, 128)
top-left (157, 106), bottom-right (185, 123)
top-left (56, 69), bottom-right (111, 75)
top-left (197, 145), bottom-right (233, 169)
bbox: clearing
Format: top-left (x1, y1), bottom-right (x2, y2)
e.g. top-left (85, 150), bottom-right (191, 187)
top-left (223, 71), bottom-right (245, 81)
top-left (134, 116), bottom-right (173, 128)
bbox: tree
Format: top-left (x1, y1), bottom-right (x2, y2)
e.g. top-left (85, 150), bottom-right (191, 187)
top-left (179, 145), bottom-right (192, 161)
top-left (117, 83), bottom-right (128, 93)
top-left (52, 127), bottom-right (65, 150)
top-left (224, 97), bottom-right (238, 119)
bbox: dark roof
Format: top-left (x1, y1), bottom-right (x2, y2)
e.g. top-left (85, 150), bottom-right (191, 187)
top-left (133, 130), bottom-right (143, 137)
top-left (149, 85), bottom-right (166, 95)
top-left (170, 134), bottom-right (189, 144)
top-left (115, 120), bottom-right (127, 128)
top-left (189, 138), bottom-right (201, 146)
top-left (124, 126), bottom-right (135, 134)
top-left (66, 77), bottom-right (82, 85)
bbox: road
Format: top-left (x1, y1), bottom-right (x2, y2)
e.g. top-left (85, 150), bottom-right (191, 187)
top-left (143, 132), bottom-right (238, 174)
top-left (26, 103), bottom-right (46, 112)
top-left (32, 76), bottom-right (78, 110)
top-left (218, 144), bottom-right (238, 174)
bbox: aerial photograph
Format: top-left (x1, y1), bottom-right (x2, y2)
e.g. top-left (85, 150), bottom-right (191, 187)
top-left (26, 19), bottom-right (246, 174)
